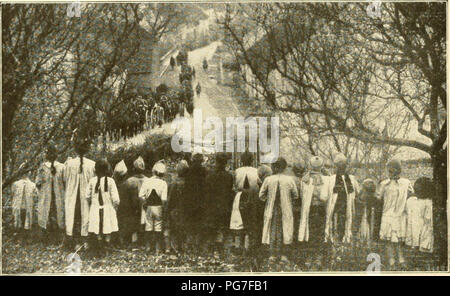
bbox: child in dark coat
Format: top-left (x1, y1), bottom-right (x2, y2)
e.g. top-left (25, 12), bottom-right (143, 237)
top-left (166, 160), bottom-right (189, 254)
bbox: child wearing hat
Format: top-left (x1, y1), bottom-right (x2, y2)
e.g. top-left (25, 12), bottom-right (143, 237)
top-left (119, 157), bottom-right (148, 249)
top-left (139, 161), bottom-right (168, 254)
top-left (377, 159), bottom-right (413, 269)
top-left (298, 156), bottom-right (332, 268)
top-left (113, 160), bottom-right (130, 248)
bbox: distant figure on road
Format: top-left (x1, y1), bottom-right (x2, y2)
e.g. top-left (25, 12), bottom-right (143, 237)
top-left (170, 57), bottom-right (175, 70)
top-left (196, 83), bottom-right (201, 96)
top-left (151, 102), bottom-right (164, 129)
top-left (203, 58), bottom-right (208, 71)
top-left (192, 67), bottom-right (196, 79)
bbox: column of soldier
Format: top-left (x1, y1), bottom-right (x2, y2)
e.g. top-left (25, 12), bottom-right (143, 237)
top-left (10, 139), bottom-right (435, 270)
top-left (106, 87), bottom-right (185, 141)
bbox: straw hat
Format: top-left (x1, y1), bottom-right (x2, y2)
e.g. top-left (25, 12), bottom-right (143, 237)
top-left (309, 156), bottom-right (324, 170)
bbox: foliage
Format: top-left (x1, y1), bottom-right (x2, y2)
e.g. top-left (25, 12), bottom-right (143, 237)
top-left (221, 2), bottom-right (445, 159)
top-left (2, 3), bottom-right (200, 189)
top-left (220, 2), bottom-right (447, 264)
top-left (93, 133), bottom-right (177, 173)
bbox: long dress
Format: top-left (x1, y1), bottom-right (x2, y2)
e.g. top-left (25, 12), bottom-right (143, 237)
top-left (167, 176), bottom-right (186, 237)
top-left (86, 177), bottom-right (120, 235)
top-left (118, 174), bottom-right (147, 235)
top-left (182, 164), bottom-right (207, 235)
top-left (64, 157), bottom-right (95, 237)
top-left (36, 161), bottom-right (65, 230)
top-left (325, 174), bottom-right (359, 244)
top-left (11, 178), bottom-right (38, 230)
top-left (259, 174), bottom-right (298, 246)
top-left (204, 168), bottom-right (234, 234)
top-left (233, 167), bottom-right (260, 232)
top-left (355, 183), bottom-right (383, 244)
top-left (298, 172), bottom-right (332, 244)
top-left (405, 197), bottom-right (433, 252)
top-left (378, 178), bottom-right (413, 243)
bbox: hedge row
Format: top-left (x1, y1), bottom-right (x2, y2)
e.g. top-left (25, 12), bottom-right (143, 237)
top-left (90, 134), bottom-right (181, 176)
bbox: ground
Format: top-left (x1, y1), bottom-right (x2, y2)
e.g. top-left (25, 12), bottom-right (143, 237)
top-left (2, 238), bottom-right (445, 274)
top-left (2, 221), bottom-right (445, 274)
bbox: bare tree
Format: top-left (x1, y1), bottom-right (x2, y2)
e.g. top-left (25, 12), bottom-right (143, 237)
top-left (2, 3), bottom-right (186, 189)
top-left (221, 2), bottom-right (447, 264)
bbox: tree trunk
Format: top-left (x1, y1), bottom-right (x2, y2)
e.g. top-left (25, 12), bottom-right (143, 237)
top-left (431, 146), bottom-right (448, 268)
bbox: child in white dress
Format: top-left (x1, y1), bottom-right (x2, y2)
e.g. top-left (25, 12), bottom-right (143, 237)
top-left (406, 177), bottom-right (434, 269)
top-left (377, 159), bottom-right (413, 269)
top-left (11, 172), bottom-right (38, 244)
top-left (86, 159), bottom-right (120, 256)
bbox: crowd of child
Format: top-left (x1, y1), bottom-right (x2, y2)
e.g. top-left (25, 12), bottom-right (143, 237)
top-left (8, 140), bottom-right (435, 271)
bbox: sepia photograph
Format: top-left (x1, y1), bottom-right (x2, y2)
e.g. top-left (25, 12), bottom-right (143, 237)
top-left (1, 1), bottom-right (448, 275)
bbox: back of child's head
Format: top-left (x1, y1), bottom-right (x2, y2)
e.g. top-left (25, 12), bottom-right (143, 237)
top-left (95, 159), bottom-right (111, 192)
top-left (362, 178), bottom-right (377, 193)
top-left (387, 159), bottom-right (402, 179)
top-left (258, 164), bottom-right (272, 181)
top-left (46, 146), bottom-right (58, 162)
top-left (192, 153), bottom-right (204, 166)
top-left (215, 152), bottom-right (229, 170)
top-left (293, 160), bottom-right (306, 177)
top-left (240, 151), bottom-right (253, 167)
top-left (272, 157), bottom-right (287, 174)
top-left (414, 177), bottom-right (434, 200)
top-left (360, 178), bottom-right (377, 206)
top-left (74, 137), bottom-right (91, 156)
top-left (176, 160), bottom-right (189, 177)
top-left (95, 159), bottom-right (110, 177)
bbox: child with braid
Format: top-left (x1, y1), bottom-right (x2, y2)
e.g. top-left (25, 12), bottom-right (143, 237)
top-left (86, 159), bottom-right (120, 256)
